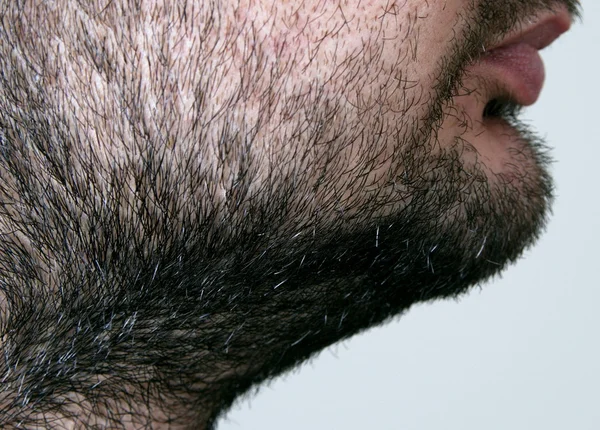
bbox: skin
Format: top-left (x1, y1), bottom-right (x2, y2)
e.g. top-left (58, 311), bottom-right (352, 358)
top-left (0, 0), bottom-right (581, 428)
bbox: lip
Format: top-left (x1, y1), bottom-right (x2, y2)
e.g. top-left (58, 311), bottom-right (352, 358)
top-left (470, 7), bottom-right (573, 107)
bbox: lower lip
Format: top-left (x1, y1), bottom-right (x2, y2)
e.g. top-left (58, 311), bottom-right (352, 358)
top-left (478, 43), bottom-right (546, 106)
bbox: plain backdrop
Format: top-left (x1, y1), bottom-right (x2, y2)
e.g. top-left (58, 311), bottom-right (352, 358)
top-left (219, 1), bottom-right (600, 429)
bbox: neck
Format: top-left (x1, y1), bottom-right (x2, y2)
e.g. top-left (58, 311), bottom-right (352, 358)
top-left (0, 241), bottom-right (416, 428)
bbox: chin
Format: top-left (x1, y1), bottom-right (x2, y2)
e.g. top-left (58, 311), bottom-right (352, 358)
top-left (439, 88), bottom-right (550, 189)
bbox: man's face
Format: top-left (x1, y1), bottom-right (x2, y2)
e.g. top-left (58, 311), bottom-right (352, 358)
top-left (77, 0), bottom-right (569, 290)
top-left (0, 0), bottom-right (580, 427)
top-left (1, 0), bottom-right (577, 290)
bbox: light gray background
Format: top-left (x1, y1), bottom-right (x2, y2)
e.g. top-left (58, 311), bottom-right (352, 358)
top-left (219, 2), bottom-right (599, 429)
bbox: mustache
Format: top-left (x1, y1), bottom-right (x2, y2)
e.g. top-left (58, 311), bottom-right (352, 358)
top-left (479, 0), bottom-right (582, 21)
top-left (475, 0), bottom-right (582, 49)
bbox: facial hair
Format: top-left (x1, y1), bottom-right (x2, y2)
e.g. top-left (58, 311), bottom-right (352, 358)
top-left (0, 0), bottom-right (580, 427)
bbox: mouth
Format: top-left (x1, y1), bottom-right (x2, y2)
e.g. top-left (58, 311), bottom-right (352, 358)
top-left (482, 98), bottom-right (521, 121)
top-left (443, 5), bottom-right (575, 178)
top-left (468, 6), bottom-right (573, 120)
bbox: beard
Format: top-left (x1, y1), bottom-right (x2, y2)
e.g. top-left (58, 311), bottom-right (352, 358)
top-left (0, 0), bottom-right (580, 427)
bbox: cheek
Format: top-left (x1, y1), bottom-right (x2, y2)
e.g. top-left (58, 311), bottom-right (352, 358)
top-left (234, 0), bottom-right (467, 115)
top-left (172, 0), bottom-right (472, 212)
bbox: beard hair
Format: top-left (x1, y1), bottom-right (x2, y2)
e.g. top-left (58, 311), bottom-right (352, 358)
top-left (0, 0), bottom-right (578, 427)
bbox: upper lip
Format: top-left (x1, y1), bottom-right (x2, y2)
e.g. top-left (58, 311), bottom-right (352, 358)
top-left (487, 6), bottom-right (573, 52)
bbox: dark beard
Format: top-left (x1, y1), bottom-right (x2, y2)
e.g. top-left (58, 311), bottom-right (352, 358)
top-left (0, 0), bottom-right (580, 428)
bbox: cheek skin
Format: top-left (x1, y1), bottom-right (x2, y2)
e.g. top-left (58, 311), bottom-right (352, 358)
top-left (19, 0), bottom-right (476, 224)
top-left (212, 0), bottom-right (473, 204)
top-left (233, 0), bottom-right (467, 108)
